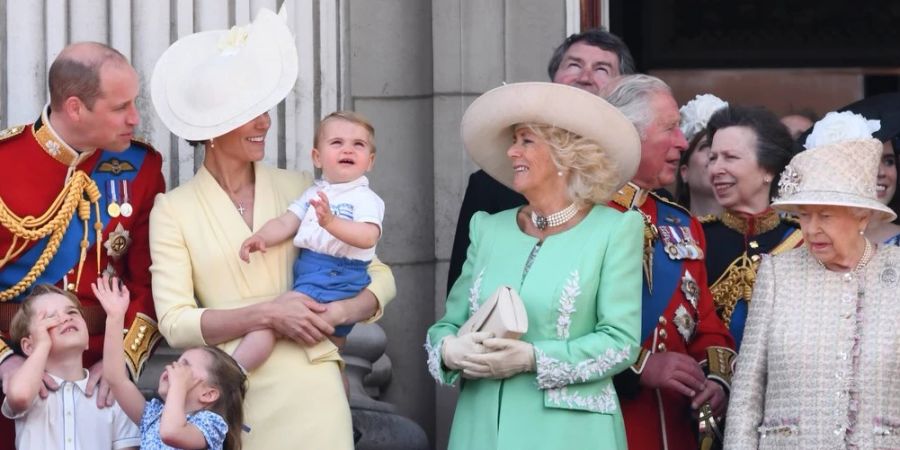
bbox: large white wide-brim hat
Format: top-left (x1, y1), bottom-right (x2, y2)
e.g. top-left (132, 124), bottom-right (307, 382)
top-left (151, 7), bottom-right (298, 141)
top-left (772, 138), bottom-right (897, 222)
top-left (461, 82), bottom-right (641, 191)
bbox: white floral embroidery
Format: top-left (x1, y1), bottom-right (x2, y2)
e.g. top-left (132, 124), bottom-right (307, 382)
top-left (556, 271), bottom-right (581, 339)
top-left (467, 269), bottom-right (485, 316)
top-left (546, 384), bottom-right (618, 413)
top-left (45, 140), bottom-right (60, 156)
top-left (424, 335), bottom-right (446, 385)
top-left (535, 345), bottom-right (633, 389)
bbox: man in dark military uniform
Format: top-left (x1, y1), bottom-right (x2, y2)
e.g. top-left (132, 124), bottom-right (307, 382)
top-left (604, 75), bottom-right (736, 450)
top-left (0, 42), bottom-right (165, 447)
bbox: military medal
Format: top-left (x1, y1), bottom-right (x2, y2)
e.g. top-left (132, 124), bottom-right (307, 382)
top-left (104, 223), bottom-right (132, 260)
top-left (120, 180), bottom-right (133, 217)
top-left (681, 270), bottom-right (700, 309)
top-left (107, 180), bottom-right (121, 218)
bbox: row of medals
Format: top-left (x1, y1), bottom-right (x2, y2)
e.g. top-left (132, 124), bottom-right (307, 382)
top-left (107, 179), bottom-right (133, 218)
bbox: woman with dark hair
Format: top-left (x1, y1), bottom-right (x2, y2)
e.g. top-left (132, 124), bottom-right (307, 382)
top-left (701, 105), bottom-right (802, 350)
top-left (675, 94), bottom-right (727, 216)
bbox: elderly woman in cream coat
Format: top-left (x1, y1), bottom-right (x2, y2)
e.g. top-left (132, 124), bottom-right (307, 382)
top-left (724, 137), bottom-right (900, 449)
top-left (147, 8), bottom-right (394, 450)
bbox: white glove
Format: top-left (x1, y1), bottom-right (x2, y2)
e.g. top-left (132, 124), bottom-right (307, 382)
top-left (441, 332), bottom-right (492, 371)
top-left (461, 338), bottom-right (535, 379)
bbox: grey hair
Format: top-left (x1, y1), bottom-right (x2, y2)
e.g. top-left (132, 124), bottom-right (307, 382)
top-left (602, 74), bottom-right (672, 138)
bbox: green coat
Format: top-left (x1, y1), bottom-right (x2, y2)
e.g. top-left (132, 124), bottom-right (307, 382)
top-left (427, 206), bottom-right (643, 450)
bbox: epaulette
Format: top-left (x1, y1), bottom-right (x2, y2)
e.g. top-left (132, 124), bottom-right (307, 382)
top-left (0, 125), bottom-right (26, 142)
top-left (129, 136), bottom-right (159, 154)
top-left (781, 214), bottom-right (800, 226)
top-left (698, 214), bottom-right (719, 224)
top-left (649, 190), bottom-right (692, 215)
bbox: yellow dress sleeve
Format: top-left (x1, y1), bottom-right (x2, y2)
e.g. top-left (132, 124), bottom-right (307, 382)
top-left (361, 255), bottom-right (396, 323)
top-left (149, 193), bottom-right (208, 347)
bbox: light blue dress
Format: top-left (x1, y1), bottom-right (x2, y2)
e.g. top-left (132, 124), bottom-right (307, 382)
top-left (139, 398), bottom-right (228, 450)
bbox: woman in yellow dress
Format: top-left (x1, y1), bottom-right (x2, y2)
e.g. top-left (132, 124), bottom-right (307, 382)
top-left (147, 8), bottom-right (395, 449)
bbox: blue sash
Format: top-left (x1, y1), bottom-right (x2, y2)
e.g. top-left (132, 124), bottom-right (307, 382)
top-left (640, 201), bottom-right (692, 342)
top-left (0, 145), bottom-right (147, 302)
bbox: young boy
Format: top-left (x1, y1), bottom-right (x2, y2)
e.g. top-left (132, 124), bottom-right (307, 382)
top-left (1, 285), bottom-right (140, 449)
top-left (236, 111), bottom-right (384, 371)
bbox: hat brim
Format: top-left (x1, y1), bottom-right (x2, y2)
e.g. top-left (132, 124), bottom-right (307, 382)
top-left (151, 8), bottom-right (298, 141)
top-left (461, 82), bottom-right (641, 192)
top-left (772, 190), bottom-right (897, 222)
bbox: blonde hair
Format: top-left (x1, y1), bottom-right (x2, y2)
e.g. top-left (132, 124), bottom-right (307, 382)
top-left (522, 123), bottom-right (619, 206)
top-left (314, 111), bottom-right (377, 153)
top-left (10, 285), bottom-right (82, 345)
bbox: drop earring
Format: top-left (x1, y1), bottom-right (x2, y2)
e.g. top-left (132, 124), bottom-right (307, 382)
top-left (557, 171), bottom-right (564, 177)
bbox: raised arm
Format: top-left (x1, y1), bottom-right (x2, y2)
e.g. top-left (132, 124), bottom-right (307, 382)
top-left (3, 313), bottom-right (62, 415)
top-left (93, 275), bottom-right (146, 424)
top-left (311, 191), bottom-right (380, 249)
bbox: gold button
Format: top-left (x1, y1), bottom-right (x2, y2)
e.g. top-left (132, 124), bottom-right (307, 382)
top-left (658, 316), bottom-right (667, 326)
top-left (67, 283), bottom-right (76, 291)
top-left (133, 337), bottom-right (141, 344)
top-left (658, 329), bottom-right (667, 339)
top-left (657, 343), bottom-right (667, 352)
top-left (139, 325), bottom-right (147, 333)
top-left (130, 343), bottom-right (138, 351)
top-left (137, 332), bottom-right (145, 339)
top-left (749, 241), bottom-right (759, 249)
top-left (751, 254), bottom-right (760, 262)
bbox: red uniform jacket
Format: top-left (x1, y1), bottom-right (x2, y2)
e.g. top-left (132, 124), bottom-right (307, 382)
top-left (609, 184), bottom-right (736, 450)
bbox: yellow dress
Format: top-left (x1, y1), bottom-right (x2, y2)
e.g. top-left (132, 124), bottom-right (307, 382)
top-left (149, 163), bottom-right (395, 450)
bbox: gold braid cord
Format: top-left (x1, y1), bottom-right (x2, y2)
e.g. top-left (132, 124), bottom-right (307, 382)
top-left (709, 254), bottom-right (758, 327)
top-left (0, 171), bottom-right (102, 301)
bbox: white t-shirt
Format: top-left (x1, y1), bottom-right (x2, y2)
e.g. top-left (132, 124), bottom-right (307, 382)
top-left (288, 176), bottom-right (384, 261)
top-left (1, 369), bottom-right (140, 450)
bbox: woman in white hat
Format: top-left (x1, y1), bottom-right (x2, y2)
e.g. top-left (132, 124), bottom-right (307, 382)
top-left (147, 8), bottom-right (394, 450)
top-left (425, 82), bottom-right (643, 449)
top-left (724, 138), bottom-right (900, 449)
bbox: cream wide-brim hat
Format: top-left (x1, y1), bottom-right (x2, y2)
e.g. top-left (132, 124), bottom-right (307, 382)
top-left (772, 138), bottom-right (897, 222)
top-left (151, 7), bottom-right (298, 141)
top-left (461, 82), bottom-right (641, 192)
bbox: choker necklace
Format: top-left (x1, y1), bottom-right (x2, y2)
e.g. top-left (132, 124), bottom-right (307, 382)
top-left (531, 203), bottom-right (579, 230)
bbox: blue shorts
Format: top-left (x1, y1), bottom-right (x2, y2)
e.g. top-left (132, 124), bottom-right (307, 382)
top-left (292, 249), bottom-right (371, 337)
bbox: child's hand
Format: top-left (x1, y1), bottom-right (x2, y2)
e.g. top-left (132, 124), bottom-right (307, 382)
top-left (91, 274), bottom-right (129, 319)
top-left (164, 362), bottom-right (201, 391)
top-left (29, 310), bottom-right (65, 349)
top-left (239, 235), bottom-right (267, 262)
top-left (310, 191), bottom-right (334, 228)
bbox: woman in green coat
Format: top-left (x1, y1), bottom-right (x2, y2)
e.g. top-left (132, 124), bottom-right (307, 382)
top-left (426, 82), bottom-right (645, 450)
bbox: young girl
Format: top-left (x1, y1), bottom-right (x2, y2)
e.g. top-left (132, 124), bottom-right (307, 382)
top-left (93, 275), bottom-right (247, 450)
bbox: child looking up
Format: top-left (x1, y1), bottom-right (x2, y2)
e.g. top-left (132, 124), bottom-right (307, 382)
top-left (94, 275), bottom-right (247, 450)
top-left (1, 285), bottom-right (140, 450)
top-left (236, 111), bottom-right (384, 371)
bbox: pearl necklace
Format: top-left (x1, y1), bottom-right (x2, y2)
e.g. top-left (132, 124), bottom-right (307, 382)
top-left (530, 203), bottom-right (579, 230)
top-left (854, 238), bottom-right (873, 273)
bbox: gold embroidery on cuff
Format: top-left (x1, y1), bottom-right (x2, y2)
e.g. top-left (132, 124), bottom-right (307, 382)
top-left (123, 313), bottom-right (161, 380)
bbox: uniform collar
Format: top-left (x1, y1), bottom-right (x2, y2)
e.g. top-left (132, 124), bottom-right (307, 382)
top-left (32, 104), bottom-right (95, 167)
top-left (720, 208), bottom-right (781, 236)
top-left (611, 181), bottom-right (650, 209)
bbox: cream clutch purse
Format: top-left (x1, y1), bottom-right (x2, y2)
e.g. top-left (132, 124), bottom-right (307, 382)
top-left (458, 285), bottom-right (528, 339)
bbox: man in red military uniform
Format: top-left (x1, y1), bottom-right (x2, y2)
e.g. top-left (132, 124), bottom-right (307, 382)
top-left (0, 42), bottom-right (165, 447)
top-left (604, 75), bottom-right (737, 450)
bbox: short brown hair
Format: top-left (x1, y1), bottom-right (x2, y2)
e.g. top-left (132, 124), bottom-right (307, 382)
top-left (10, 285), bottom-right (82, 345)
top-left (48, 42), bottom-right (129, 110)
top-left (314, 111), bottom-right (377, 153)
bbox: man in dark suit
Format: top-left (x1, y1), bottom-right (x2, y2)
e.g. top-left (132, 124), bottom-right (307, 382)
top-left (447, 28), bottom-right (636, 291)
